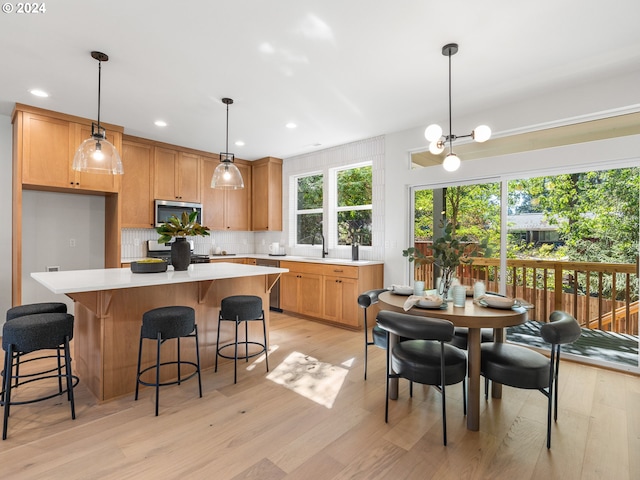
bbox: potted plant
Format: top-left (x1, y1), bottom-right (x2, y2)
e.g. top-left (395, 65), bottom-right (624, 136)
top-left (403, 218), bottom-right (482, 300)
top-left (156, 211), bottom-right (210, 271)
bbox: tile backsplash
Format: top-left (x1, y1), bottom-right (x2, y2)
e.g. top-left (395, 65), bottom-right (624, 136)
top-left (121, 228), bottom-right (268, 258)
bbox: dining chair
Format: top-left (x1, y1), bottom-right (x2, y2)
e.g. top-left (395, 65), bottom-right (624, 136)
top-left (480, 310), bottom-right (581, 448)
top-left (360, 288), bottom-right (389, 380)
top-left (377, 310), bottom-right (467, 445)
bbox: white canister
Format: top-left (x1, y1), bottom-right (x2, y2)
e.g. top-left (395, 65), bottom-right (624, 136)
top-left (269, 242), bottom-right (280, 254)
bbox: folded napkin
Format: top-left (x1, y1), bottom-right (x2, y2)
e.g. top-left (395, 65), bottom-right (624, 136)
top-left (403, 294), bottom-right (441, 311)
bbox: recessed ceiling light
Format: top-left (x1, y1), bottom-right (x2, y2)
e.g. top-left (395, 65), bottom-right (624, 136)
top-left (29, 89), bottom-right (49, 98)
top-left (286, 122), bottom-right (297, 129)
top-left (154, 120), bottom-right (167, 127)
top-left (235, 140), bottom-right (245, 147)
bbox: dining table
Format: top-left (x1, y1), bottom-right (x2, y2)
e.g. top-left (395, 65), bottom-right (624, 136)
top-left (377, 290), bottom-right (528, 431)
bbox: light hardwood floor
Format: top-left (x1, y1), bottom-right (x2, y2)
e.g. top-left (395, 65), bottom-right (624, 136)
top-left (1, 311), bottom-right (638, 479)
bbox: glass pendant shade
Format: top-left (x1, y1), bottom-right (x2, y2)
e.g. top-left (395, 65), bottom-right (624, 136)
top-left (424, 124), bottom-right (443, 142)
top-left (73, 51), bottom-right (123, 175)
top-left (442, 153), bottom-right (461, 172)
top-left (73, 134), bottom-right (123, 174)
top-left (429, 141), bottom-right (445, 155)
top-left (472, 124), bottom-right (492, 143)
top-left (211, 154), bottom-right (244, 189)
top-left (212, 98), bottom-right (244, 189)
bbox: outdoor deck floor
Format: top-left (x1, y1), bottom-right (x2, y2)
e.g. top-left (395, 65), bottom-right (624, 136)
top-left (507, 321), bottom-right (639, 367)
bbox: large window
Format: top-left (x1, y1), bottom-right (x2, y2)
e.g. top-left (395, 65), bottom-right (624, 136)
top-left (336, 165), bottom-right (372, 246)
top-left (293, 164), bottom-right (373, 249)
top-left (295, 173), bottom-right (323, 245)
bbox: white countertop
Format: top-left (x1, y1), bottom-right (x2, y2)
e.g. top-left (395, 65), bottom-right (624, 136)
top-left (32, 263), bottom-right (288, 295)
top-left (121, 253), bottom-right (383, 266)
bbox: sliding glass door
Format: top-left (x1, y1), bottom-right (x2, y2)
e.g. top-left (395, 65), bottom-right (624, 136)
top-left (412, 166), bottom-right (639, 371)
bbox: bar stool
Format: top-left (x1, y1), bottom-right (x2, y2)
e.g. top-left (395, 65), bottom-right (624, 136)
top-left (215, 295), bottom-right (269, 384)
top-left (2, 312), bottom-right (78, 440)
top-left (135, 306), bottom-right (202, 416)
top-left (6, 302), bottom-right (68, 391)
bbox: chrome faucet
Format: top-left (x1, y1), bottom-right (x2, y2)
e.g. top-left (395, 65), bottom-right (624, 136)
top-left (321, 233), bottom-right (328, 258)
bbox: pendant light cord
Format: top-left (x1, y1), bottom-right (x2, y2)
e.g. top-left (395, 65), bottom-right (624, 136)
top-left (96, 58), bottom-right (102, 132)
top-left (225, 101), bottom-right (229, 155)
top-left (448, 50), bottom-right (452, 155)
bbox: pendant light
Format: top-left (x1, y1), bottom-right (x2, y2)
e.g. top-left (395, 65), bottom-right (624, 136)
top-left (211, 97), bottom-right (244, 189)
top-left (72, 51), bottom-right (123, 175)
top-left (424, 43), bottom-right (491, 172)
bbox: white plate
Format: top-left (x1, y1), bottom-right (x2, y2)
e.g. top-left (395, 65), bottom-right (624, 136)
top-left (416, 298), bottom-right (444, 308)
top-left (481, 296), bottom-right (515, 309)
top-left (391, 285), bottom-right (413, 295)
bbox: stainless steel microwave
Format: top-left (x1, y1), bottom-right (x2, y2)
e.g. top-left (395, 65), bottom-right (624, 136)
top-left (155, 200), bottom-right (203, 227)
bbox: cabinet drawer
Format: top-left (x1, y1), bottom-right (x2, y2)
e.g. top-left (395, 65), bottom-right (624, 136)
top-left (320, 264), bottom-right (358, 279)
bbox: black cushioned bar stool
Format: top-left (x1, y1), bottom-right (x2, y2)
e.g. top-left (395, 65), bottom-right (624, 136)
top-left (215, 295), bottom-right (269, 384)
top-left (6, 302), bottom-right (68, 391)
top-left (135, 306), bottom-right (202, 416)
top-left (2, 312), bottom-right (78, 440)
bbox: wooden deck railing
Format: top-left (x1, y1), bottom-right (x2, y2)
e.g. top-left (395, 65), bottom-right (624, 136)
top-left (413, 252), bottom-right (639, 336)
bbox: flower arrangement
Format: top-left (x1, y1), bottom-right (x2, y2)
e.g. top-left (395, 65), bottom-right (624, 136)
top-left (156, 211), bottom-right (210, 244)
top-left (403, 218), bottom-right (482, 299)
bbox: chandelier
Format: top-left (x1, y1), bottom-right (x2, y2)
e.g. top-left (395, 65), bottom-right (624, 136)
top-left (424, 43), bottom-right (491, 172)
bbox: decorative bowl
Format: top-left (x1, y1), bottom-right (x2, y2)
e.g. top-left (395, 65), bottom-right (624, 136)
top-left (391, 285), bottom-right (413, 295)
top-left (131, 259), bottom-right (168, 273)
top-left (482, 295), bottom-right (515, 309)
top-left (416, 296), bottom-right (443, 308)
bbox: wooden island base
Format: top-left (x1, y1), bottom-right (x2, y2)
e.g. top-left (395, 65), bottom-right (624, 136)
top-left (68, 275), bottom-right (272, 402)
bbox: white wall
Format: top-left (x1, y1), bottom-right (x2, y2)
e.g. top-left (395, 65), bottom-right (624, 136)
top-left (21, 191), bottom-right (105, 314)
top-left (382, 69), bottom-right (640, 286)
top-left (0, 114), bottom-right (12, 325)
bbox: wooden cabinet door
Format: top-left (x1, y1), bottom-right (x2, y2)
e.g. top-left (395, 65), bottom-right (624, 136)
top-left (200, 157), bottom-right (226, 230)
top-left (339, 277), bottom-right (360, 327)
top-left (323, 275), bottom-right (343, 322)
top-left (251, 157), bottom-right (282, 231)
top-left (177, 152), bottom-right (200, 202)
top-left (121, 139), bottom-right (154, 228)
top-left (280, 271), bottom-right (300, 312)
top-left (224, 162), bottom-right (251, 230)
top-left (154, 147), bottom-right (178, 200)
top-left (323, 276), bottom-right (359, 326)
top-left (21, 112), bottom-right (74, 188)
top-left (299, 273), bottom-right (323, 317)
top-left (74, 124), bottom-right (120, 192)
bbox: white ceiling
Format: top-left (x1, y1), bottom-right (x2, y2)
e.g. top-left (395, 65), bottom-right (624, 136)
top-left (2, 0), bottom-right (639, 161)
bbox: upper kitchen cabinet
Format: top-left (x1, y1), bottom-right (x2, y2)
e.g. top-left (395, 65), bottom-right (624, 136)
top-left (121, 136), bottom-right (154, 228)
top-left (153, 147), bottom-right (201, 203)
top-left (201, 156), bottom-right (252, 230)
top-left (14, 105), bottom-right (122, 193)
top-left (251, 156), bottom-right (282, 231)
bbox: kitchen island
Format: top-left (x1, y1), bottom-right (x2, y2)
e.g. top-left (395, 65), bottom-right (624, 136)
top-left (32, 262), bottom-right (287, 401)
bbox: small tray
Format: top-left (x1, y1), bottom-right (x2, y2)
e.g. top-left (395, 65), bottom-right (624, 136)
top-left (131, 260), bottom-right (168, 273)
top-left (415, 302), bottom-right (447, 310)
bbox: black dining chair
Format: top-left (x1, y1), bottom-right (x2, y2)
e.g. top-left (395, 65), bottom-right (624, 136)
top-left (377, 310), bottom-right (467, 445)
top-left (359, 288), bottom-right (389, 380)
top-left (480, 310), bottom-right (581, 448)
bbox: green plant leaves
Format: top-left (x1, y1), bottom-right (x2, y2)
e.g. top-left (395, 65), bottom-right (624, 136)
top-left (156, 212), bottom-right (210, 245)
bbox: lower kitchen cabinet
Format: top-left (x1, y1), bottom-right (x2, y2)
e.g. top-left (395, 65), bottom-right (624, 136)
top-left (280, 269), bottom-right (323, 318)
top-left (280, 260), bottom-right (383, 329)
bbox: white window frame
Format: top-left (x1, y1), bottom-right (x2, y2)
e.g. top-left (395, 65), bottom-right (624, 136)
top-left (293, 171), bottom-right (324, 246)
top-left (329, 161), bottom-right (373, 250)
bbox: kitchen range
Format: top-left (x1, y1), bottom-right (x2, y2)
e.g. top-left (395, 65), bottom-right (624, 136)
top-left (146, 240), bottom-right (210, 264)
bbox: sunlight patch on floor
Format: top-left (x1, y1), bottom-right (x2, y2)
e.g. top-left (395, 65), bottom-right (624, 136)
top-left (266, 351), bottom-right (348, 408)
